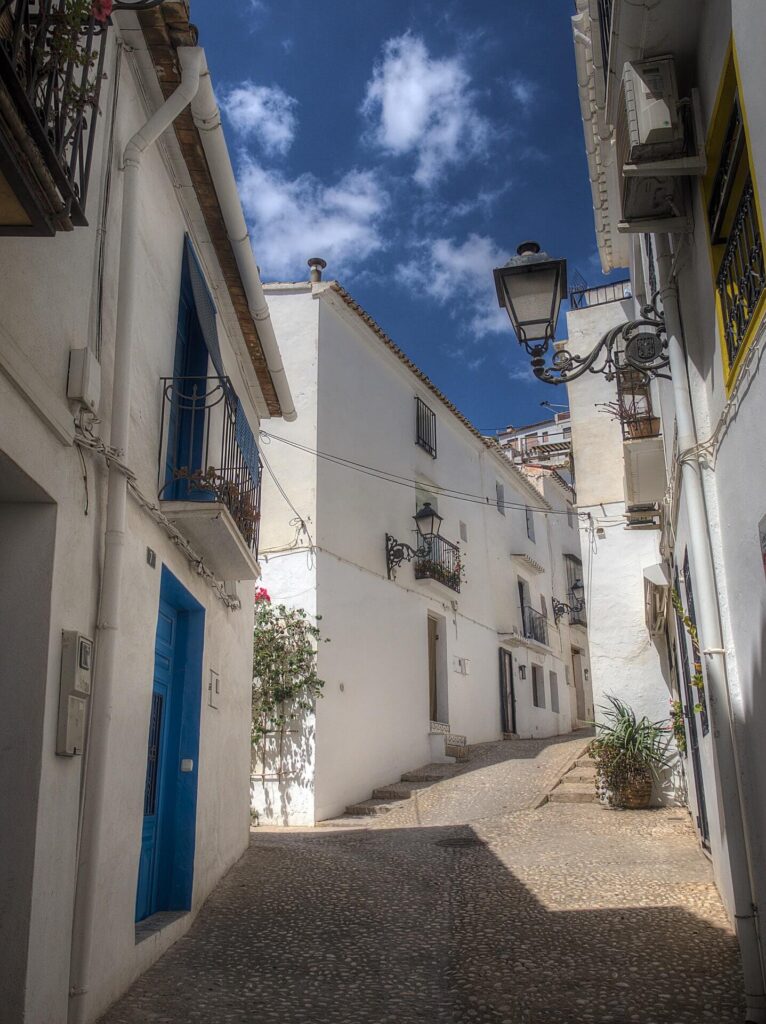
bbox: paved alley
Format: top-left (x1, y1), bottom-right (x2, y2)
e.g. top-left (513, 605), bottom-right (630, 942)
top-left (100, 735), bottom-right (744, 1024)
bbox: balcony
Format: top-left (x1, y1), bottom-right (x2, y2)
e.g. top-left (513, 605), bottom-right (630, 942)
top-left (159, 376), bottom-right (262, 581)
top-left (414, 534), bottom-right (461, 593)
top-left (0, 0), bottom-right (108, 235)
top-left (522, 606), bottom-right (548, 647)
top-left (569, 274), bottom-right (632, 310)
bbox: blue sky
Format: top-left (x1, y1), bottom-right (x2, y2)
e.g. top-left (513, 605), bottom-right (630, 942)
top-left (192, 0), bottom-right (622, 432)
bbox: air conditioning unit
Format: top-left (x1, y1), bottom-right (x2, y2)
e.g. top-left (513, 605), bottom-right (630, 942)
top-left (615, 56), bottom-right (706, 233)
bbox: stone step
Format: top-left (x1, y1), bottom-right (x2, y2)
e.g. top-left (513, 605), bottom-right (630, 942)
top-left (344, 798), bottom-right (400, 817)
top-left (575, 757), bottom-right (596, 768)
top-left (548, 783), bottom-right (598, 804)
top-left (445, 743), bottom-right (470, 761)
top-left (562, 767), bottom-right (597, 783)
top-left (401, 763), bottom-right (457, 783)
top-left (318, 816), bottom-right (374, 828)
top-left (371, 782), bottom-right (421, 801)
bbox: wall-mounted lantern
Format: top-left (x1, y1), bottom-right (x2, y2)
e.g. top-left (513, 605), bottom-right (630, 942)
top-left (386, 503), bottom-right (442, 580)
top-left (552, 579), bottom-right (586, 624)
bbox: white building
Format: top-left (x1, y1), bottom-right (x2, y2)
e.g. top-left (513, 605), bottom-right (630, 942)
top-left (569, 1), bottom-right (766, 1014)
top-left (0, 5), bottom-right (293, 1022)
top-left (252, 274), bottom-right (592, 826)
top-left (497, 410), bottom-right (572, 472)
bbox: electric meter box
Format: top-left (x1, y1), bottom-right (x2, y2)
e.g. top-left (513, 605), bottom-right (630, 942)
top-left (67, 347), bottom-right (101, 413)
top-left (56, 630), bottom-right (93, 756)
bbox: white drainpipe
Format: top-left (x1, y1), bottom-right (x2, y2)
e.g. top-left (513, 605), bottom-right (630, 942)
top-left (656, 233), bottom-right (766, 1023)
top-left (190, 57), bottom-right (297, 422)
top-left (68, 46), bottom-right (204, 1024)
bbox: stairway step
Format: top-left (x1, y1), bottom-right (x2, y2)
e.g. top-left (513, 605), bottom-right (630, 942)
top-left (562, 768), bottom-right (596, 783)
top-left (344, 798), bottom-right (400, 817)
top-left (318, 816), bottom-right (374, 828)
top-left (548, 783), bottom-right (598, 804)
top-left (575, 757), bottom-right (596, 768)
top-left (445, 743), bottom-right (470, 761)
top-left (401, 763), bottom-right (457, 783)
top-left (371, 782), bottom-right (421, 801)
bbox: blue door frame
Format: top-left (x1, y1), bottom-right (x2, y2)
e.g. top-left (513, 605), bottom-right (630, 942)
top-left (136, 567), bottom-right (205, 923)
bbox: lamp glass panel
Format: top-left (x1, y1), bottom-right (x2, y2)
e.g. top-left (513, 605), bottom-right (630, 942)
top-left (503, 265), bottom-right (560, 338)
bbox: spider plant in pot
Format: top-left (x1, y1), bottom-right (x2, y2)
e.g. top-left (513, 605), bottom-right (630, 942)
top-left (591, 696), bottom-right (672, 809)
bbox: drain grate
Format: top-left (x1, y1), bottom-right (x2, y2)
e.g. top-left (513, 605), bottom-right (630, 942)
top-left (435, 836), bottom-right (486, 848)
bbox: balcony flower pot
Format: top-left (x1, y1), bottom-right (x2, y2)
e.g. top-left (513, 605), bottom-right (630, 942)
top-left (625, 417), bottom-right (660, 439)
top-left (591, 696), bottom-right (671, 810)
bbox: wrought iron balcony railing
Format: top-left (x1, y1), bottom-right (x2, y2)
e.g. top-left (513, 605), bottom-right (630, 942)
top-left (569, 279), bottom-right (632, 310)
top-left (522, 605), bottom-right (548, 646)
top-left (597, 0), bottom-right (614, 84)
top-left (0, 0), bottom-right (108, 233)
top-left (159, 376), bottom-right (262, 557)
top-left (414, 534), bottom-right (461, 592)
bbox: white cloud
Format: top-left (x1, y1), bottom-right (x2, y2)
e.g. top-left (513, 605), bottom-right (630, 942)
top-left (237, 158), bottom-right (388, 280)
top-left (223, 82), bottom-right (298, 156)
top-left (362, 33), bottom-right (490, 186)
top-left (508, 75), bottom-right (538, 111)
top-left (396, 233), bottom-right (510, 338)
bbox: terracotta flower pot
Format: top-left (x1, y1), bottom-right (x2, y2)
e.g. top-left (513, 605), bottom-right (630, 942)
top-left (596, 766), bottom-right (653, 809)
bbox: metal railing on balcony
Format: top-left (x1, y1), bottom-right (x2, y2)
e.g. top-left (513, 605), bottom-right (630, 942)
top-left (597, 0), bottom-right (614, 84)
top-left (159, 376), bottom-right (262, 557)
top-left (414, 534), bottom-right (461, 592)
top-left (0, 0), bottom-right (109, 231)
top-left (569, 279), bottom-right (632, 309)
top-left (717, 180), bottom-right (764, 369)
top-left (615, 368), bottom-right (661, 441)
top-left (522, 605), bottom-right (548, 646)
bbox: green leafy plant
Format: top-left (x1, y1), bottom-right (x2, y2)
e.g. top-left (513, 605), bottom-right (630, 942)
top-left (670, 699), bottom-right (687, 755)
top-left (671, 588), bottom-right (706, 712)
top-left (591, 696), bottom-right (672, 807)
top-left (252, 592), bottom-right (327, 750)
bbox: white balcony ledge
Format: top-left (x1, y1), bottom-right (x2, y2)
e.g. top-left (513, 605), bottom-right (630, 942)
top-left (161, 501), bottom-right (261, 581)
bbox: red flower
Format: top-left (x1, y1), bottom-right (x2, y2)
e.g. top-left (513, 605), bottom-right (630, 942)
top-left (255, 587), bottom-right (271, 603)
top-left (92, 0), bottom-right (113, 23)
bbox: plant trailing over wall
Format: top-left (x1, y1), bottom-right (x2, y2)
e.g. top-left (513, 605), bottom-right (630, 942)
top-left (591, 695), bottom-right (672, 809)
top-left (671, 588), bottom-right (706, 712)
top-left (252, 590), bottom-right (327, 754)
top-left (43, 1), bottom-right (111, 108)
top-left (670, 699), bottom-right (687, 755)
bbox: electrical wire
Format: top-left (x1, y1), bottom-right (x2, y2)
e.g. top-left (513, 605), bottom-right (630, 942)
top-left (259, 430), bottom-right (582, 518)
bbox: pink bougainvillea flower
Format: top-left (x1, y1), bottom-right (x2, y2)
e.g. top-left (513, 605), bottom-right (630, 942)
top-left (254, 587), bottom-right (271, 603)
top-left (92, 0), bottom-right (113, 23)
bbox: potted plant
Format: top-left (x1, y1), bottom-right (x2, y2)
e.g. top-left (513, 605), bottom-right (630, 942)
top-left (591, 696), bottom-right (672, 809)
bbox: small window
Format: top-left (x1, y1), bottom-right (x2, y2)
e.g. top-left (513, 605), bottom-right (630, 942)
top-left (459, 521), bottom-right (468, 543)
top-left (540, 595), bottom-right (547, 620)
top-left (415, 397), bottom-right (437, 458)
top-left (525, 507), bottom-right (535, 542)
top-left (531, 664), bottom-right (545, 709)
top-left (567, 505), bottom-right (574, 529)
top-left (496, 481), bottom-right (505, 516)
top-left (550, 671), bottom-right (559, 713)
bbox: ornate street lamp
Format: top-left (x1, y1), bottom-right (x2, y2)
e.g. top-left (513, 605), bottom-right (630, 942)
top-left (552, 578), bottom-right (586, 624)
top-left (493, 242), bottom-right (670, 385)
top-left (386, 503), bottom-right (443, 580)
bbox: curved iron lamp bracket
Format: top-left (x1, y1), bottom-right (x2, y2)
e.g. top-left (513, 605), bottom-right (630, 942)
top-left (551, 595), bottom-right (585, 624)
top-left (532, 300), bottom-right (671, 386)
top-left (386, 533), bottom-right (431, 580)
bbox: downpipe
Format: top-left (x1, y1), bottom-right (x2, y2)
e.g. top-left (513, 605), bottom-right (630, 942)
top-left (68, 46), bottom-right (203, 1024)
top-left (189, 57), bottom-right (297, 422)
top-left (656, 233), bottom-right (766, 1024)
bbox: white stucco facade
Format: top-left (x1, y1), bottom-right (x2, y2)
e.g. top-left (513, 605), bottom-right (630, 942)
top-left (0, 13), bottom-right (289, 1024)
top-left (252, 282), bottom-right (592, 825)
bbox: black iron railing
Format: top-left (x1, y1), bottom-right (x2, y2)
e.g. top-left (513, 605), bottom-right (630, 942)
top-left (522, 605), bottom-right (548, 646)
top-left (569, 279), bottom-right (632, 309)
top-left (616, 368), bottom-right (661, 441)
top-left (159, 376), bottom-right (262, 557)
top-left (415, 396), bottom-right (437, 458)
top-left (717, 181), bottom-right (764, 369)
top-left (597, 0), bottom-right (613, 83)
top-left (564, 555), bottom-right (587, 627)
top-left (0, 0), bottom-right (108, 230)
top-left (414, 534), bottom-right (460, 592)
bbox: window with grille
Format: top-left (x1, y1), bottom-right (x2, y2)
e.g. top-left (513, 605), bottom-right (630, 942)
top-left (532, 664), bottom-right (545, 709)
top-left (496, 481), bottom-right (505, 515)
top-left (705, 54), bottom-right (765, 386)
top-left (415, 397), bottom-right (437, 457)
top-left (565, 554), bottom-right (586, 626)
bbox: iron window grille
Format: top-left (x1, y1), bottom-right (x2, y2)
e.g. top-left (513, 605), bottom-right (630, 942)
top-left (616, 367), bottom-right (661, 441)
top-left (643, 234), bottom-right (658, 298)
top-left (0, 0), bottom-right (109, 232)
top-left (415, 396), bottom-right (437, 458)
top-left (414, 534), bottom-right (461, 593)
top-left (564, 554), bottom-right (587, 627)
top-left (159, 376), bottom-right (262, 557)
top-left (496, 481), bottom-right (505, 515)
top-left (522, 606), bottom-right (548, 646)
top-left (597, 0), bottom-right (614, 85)
top-left (716, 180), bottom-right (764, 369)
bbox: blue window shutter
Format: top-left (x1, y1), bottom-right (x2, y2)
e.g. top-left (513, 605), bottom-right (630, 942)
top-left (183, 236), bottom-right (225, 381)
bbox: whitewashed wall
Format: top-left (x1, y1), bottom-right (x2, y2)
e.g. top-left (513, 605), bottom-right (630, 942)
top-left (0, 27), bottom-right (261, 1024)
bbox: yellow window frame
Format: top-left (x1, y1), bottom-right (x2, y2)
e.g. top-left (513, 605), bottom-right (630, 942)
top-left (704, 40), bottom-right (766, 392)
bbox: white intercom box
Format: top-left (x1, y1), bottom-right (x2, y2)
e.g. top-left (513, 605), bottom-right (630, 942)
top-left (56, 630), bottom-right (93, 756)
top-left (67, 347), bottom-right (101, 413)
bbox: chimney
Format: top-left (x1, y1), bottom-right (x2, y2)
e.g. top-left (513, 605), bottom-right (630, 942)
top-left (308, 257), bottom-right (327, 283)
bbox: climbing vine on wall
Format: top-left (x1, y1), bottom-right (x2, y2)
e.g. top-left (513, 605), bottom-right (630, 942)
top-left (671, 588), bottom-right (706, 713)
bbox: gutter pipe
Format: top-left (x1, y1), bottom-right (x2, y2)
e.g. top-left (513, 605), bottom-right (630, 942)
top-left (190, 59), bottom-right (297, 422)
top-left (68, 46), bottom-right (204, 1024)
top-left (656, 233), bottom-right (766, 1024)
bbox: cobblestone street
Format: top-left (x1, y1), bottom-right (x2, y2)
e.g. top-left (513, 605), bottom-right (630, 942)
top-left (100, 735), bottom-right (744, 1024)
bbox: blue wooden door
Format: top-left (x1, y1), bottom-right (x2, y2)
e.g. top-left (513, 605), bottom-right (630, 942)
top-left (136, 600), bottom-right (176, 922)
